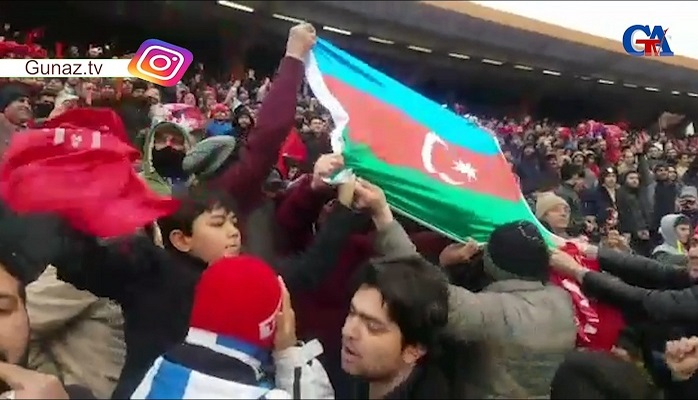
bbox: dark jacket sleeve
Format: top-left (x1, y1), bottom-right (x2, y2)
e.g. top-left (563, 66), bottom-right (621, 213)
top-left (597, 247), bottom-right (693, 289)
top-left (275, 174), bottom-right (334, 252)
top-left (212, 57), bottom-right (304, 211)
top-left (273, 203), bottom-right (360, 293)
top-left (582, 271), bottom-right (698, 323)
top-left (52, 233), bottom-right (166, 304)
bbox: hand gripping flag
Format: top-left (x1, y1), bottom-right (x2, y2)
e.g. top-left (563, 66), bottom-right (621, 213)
top-left (0, 109), bottom-right (179, 238)
top-left (305, 38), bottom-right (546, 242)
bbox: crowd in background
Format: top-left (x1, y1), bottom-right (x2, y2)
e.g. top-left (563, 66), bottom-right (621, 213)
top-left (2, 21), bottom-right (698, 400)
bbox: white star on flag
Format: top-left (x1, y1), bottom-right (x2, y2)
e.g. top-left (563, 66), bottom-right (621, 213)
top-left (453, 160), bottom-right (477, 181)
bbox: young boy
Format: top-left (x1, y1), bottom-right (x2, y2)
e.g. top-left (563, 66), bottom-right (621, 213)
top-left (131, 256), bottom-right (333, 399)
top-left (50, 178), bottom-right (359, 398)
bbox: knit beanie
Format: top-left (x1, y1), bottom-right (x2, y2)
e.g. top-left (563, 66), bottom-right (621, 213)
top-left (535, 193), bottom-right (568, 219)
top-left (0, 83), bottom-right (28, 112)
top-left (182, 136), bottom-right (238, 181)
top-left (189, 256), bottom-right (282, 349)
top-left (485, 220), bottom-right (549, 281)
top-left (551, 351), bottom-right (657, 399)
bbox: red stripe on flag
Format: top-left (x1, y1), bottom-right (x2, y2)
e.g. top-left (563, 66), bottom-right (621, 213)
top-left (324, 76), bottom-right (521, 202)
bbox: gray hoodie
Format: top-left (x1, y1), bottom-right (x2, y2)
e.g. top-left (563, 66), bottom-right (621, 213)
top-left (652, 213), bottom-right (689, 266)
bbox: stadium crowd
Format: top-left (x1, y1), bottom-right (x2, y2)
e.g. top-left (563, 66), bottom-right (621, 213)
top-left (0, 21), bottom-right (698, 400)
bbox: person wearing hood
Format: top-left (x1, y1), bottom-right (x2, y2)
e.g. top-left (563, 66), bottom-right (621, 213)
top-left (205, 103), bottom-right (234, 137)
top-left (140, 120), bottom-right (195, 196)
top-left (515, 142), bottom-right (547, 195)
top-left (0, 83), bottom-right (32, 154)
top-left (652, 214), bottom-right (691, 266)
top-left (231, 107), bottom-right (254, 141)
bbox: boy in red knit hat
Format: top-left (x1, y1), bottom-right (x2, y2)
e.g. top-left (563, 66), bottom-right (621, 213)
top-left (131, 255), bottom-right (333, 399)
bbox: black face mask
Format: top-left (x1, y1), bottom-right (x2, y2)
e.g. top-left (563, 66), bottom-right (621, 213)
top-left (152, 147), bottom-right (185, 179)
top-left (34, 103), bottom-right (53, 119)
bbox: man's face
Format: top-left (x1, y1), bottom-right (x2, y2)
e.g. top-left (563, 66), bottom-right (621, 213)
top-left (572, 155), bottom-right (584, 166)
top-left (122, 80), bottom-right (133, 94)
top-left (341, 285), bottom-right (423, 380)
top-left (153, 129), bottom-right (186, 152)
top-left (237, 114), bottom-right (251, 129)
top-left (544, 204), bottom-right (570, 230)
top-left (309, 118), bottom-right (324, 135)
top-left (183, 93), bottom-right (196, 106)
top-left (655, 166), bottom-right (668, 181)
top-left (4, 97), bottom-right (32, 124)
top-left (623, 151), bottom-right (635, 165)
top-left (667, 149), bottom-right (678, 159)
top-left (680, 196), bottom-right (698, 211)
top-left (648, 147), bottom-right (660, 158)
top-left (184, 207), bottom-right (241, 263)
top-left (46, 79), bottom-right (63, 93)
top-left (676, 224), bottom-right (691, 244)
top-left (101, 85), bottom-right (116, 99)
top-left (625, 172), bottom-right (640, 188)
top-left (680, 154), bottom-right (690, 165)
top-left (668, 168), bottom-right (678, 181)
top-left (66, 77), bottom-right (79, 87)
top-left (0, 265), bottom-right (29, 365)
top-left (132, 88), bottom-right (145, 98)
top-left (603, 172), bottom-right (617, 187)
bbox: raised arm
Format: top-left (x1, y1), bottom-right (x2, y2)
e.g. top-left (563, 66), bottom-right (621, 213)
top-left (212, 24), bottom-right (315, 210)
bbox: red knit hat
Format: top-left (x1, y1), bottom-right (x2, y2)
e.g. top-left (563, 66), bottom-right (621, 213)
top-left (189, 256), bottom-right (282, 349)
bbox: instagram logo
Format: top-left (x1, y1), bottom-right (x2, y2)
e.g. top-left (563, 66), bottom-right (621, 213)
top-left (128, 39), bottom-right (193, 87)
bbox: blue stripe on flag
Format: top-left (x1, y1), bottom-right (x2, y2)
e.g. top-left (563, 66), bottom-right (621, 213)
top-left (313, 38), bottom-right (500, 156)
top-left (146, 358), bottom-right (192, 399)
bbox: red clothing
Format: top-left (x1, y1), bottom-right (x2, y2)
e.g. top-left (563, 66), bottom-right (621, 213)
top-left (277, 128), bottom-right (307, 179)
top-left (550, 243), bottom-right (625, 351)
top-left (278, 176), bottom-right (449, 354)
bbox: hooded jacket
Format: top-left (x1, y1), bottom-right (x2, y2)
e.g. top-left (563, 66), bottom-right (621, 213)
top-left (140, 121), bottom-right (195, 196)
top-left (652, 214), bottom-right (689, 266)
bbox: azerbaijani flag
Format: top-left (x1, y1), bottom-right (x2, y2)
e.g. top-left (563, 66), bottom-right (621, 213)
top-left (305, 38), bottom-right (547, 243)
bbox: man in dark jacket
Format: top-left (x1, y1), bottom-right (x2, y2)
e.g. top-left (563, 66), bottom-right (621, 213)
top-left (550, 243), bottom-right (698, 398)
top-left (617, 170), bottom-right (652, 255)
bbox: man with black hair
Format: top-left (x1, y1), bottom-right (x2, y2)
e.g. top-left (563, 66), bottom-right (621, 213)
top-left (342, 255), bottom-right (451, 399)
top-left (372, 219), bottom-right (577, 398)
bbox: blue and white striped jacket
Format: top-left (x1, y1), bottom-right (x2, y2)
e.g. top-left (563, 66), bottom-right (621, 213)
top-left (131, 328), bottom-right (334, 399)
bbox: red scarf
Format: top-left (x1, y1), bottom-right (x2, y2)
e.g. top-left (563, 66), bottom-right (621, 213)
top-left (549, 242), bottom-right (626, 351)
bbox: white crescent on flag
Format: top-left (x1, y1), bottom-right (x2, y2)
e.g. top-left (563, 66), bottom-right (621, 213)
top-left (421, 131), bottom-right (479, 185)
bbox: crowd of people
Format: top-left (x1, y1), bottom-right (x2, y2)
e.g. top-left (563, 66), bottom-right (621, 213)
top-left (1, 20), bottom-right (698, 400)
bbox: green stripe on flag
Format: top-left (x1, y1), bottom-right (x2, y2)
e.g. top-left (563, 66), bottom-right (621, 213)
top-left (342, 129), bottom-right (550, 243)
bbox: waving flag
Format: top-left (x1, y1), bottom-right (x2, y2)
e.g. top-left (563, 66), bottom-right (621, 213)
top-left (0, 110), bottom-right (179, 238)
top-left (305, 39), bottom-right (545, 242)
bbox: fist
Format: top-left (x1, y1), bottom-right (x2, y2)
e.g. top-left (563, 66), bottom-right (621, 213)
top-left (286, 23), bottom-right (317, 60)
top-left (353, 178), bottom-right (387, 214)
top-left (312, 154), bottom-right (344, 190)
top-left (0, 363), bottom-right (69, 399)
top-left (666, 336), bottom-right (698, 381)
